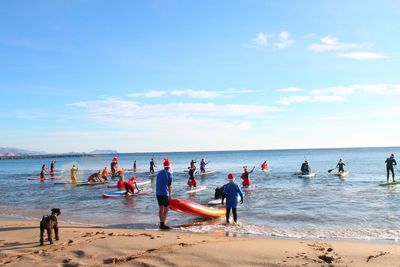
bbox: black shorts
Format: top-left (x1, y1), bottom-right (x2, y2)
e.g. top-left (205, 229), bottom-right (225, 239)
top-left (157, 195), bottom-right (170, 206)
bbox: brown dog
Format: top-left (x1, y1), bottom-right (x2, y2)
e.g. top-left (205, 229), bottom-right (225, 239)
top-left (40, 208), bottom-right (61, 245)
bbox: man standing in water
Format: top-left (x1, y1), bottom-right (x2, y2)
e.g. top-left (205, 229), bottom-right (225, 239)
top-left (70, 164), bottom-right (79, 183)
top-left (150, 158), bottom-right (156, 174)
top-left (156, 158), bottom-right (173, 230)
top-left (385, 154), bottom-right (397, 183)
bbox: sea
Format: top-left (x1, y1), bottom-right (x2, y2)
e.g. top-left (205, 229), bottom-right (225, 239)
top-left (1, 147), bottom-right (400, 242)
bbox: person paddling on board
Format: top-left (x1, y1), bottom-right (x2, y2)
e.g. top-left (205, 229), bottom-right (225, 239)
top-left (385, 154), bottom-right (397, 183)
top-left (125, 176), bottom-right (140, 195)
top-left (110, 156), bottom-right (118, 177)
top-left (87, 171), bottom-right (102, 183)
top-left (336, 159), bottom-right (346, 173)
top-left (149, 158), bottom-right (156, 175)
top-left (101, 167), bottom-right (109, 181)
top-left (200, 158), bottom-right (208, 173)
top-left (222, 173), bottom-right (243, 224)
top-left (156, 158), bottom-right (173, 230)
top-left (300, 160), bottom-right (310, 175)
top-left (40, 164), bottom-right (47, 179)
top-left (261, 161), bottom-right (268, 172)
top-left (133, 160), bottom-right (137, 172)
top-left (187, 160), bottom-right (197, 189)
top-left (70, 164), bottom-right (78, 184)
top-left (50, 160), bottom-right (56, 175)
top-left (241, 166), bottom-right (254, 187)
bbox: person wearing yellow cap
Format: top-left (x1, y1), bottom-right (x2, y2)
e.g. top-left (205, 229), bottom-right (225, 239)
top-left (156, 158), bottom-right (173, 230)
top-left (222, 173), bottom-right (244, 224)
top-left (70, 164), bottom-right (78, 184)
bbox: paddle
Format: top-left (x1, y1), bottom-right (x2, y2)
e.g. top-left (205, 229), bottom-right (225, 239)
top-left (328, 167), bottom-right (337, 173)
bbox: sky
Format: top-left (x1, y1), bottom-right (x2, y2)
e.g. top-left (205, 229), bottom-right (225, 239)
top-left (0, 0), bottom-right (399, 153)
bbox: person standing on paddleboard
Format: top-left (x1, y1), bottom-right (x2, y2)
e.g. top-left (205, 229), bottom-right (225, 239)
top-left (156, 158), bottom-right (173, 230)
top-left (70, 164), bottom-right (78, 183)
top-left (40, 164), bottom-right (47, 179)
top-left (133, 160), bottom-right (137, 172)
top-left (50, 160), bottom-right (56, 175)
top-left (222, 173), bottom-right (243, 224)
top-left (336, 159), bottom-right (346, 173)
top-left (300, 160), bottom-right (310, 175)
top-left (200, 158), bottom-right (208, 173)
top-left (150, 158), bottom-right (156, 175)
top-left (110, 156), bottom-right (118, 177)
top-left (241, 166), bottom-right (254, 187)
top-left (385, 154), bottom-right (397, 183)
top-left (261, 161), bottom-right (268, 172)
top-left (187, 160), bottom-right (197, 189)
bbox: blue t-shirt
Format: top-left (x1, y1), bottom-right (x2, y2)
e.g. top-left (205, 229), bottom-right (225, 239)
top-left (156, 169), bottom-right (173, 196)
top-left (224, 182), bottom-right (243, 208)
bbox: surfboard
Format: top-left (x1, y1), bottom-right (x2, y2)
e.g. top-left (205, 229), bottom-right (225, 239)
top-left (298, 172), bottom-right (317, 178)
top-left (197, 169), bottom-right (217, 175)
top-left (185, 186), bottom-right (207, 194)
top-left (170, 198), bottom-right (225, 218)
top-left (148, 173), bottom-right (156, 178)
top-left (28, 177), bottom-right (62, 181)
top-left (55, 181), bottom-right (107, 186)
top-left (334, 171), bottom-right (349, 177)
top-left (107, 180), bottom-right (151, 188)
top-left (208, 195), bottom-right (243, 206)
top-left (379, 181), bottom-right (400, 187)
top-left (102, 189), bottom-right (153, 198)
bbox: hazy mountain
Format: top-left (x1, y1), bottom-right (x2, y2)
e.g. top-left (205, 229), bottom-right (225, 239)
top-left (0, 147), bottom-right (46, 156)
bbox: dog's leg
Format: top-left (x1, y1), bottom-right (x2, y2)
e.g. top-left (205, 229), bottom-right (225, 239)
top-left (54, 223), bottom-right (59, 241)
top-left (40, 225), bottom-right (44, 246)
top-left (47, 227), bottom-right (53, 244)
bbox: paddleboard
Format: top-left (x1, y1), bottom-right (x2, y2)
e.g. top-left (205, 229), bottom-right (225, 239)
top-left (102, 189), bottom-right (153, 198)
top-left (208, 195), bottom-right (243, 206)
top-left (334, 171), bottom-right (349, 177)
top-left (185, 186), bottom-right (207, 194)
top-left (107, 180), bottom-right (151, 188)
top-left (148, 173), bottom-right (156, 178)
top-left (197, 169), bottom-right (217, 175)
top-left (379, 181), bottom-right (400, 187)
top-left (54, 181), bottom-right (107, 186)
top-left (241, 185), bottom-right (256, 191)
top-left (28, 177), bottom-right (62, 181)
top-left (298, 172), bottom-right (317, 178)
top-left (170, 198), bottom-right (225, 218)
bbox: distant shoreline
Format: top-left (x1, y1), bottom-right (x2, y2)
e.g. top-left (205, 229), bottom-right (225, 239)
top-left (0, 153), bottom-right (94, 160)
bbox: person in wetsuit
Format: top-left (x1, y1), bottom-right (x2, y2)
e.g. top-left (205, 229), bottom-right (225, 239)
top-left (200, 158), bottom-right (208, 173)
top-left (149, 158), bottom-right (156, 174)
top-left (187, 161), bottom-right (197, 189)
top-left (385, 154), bottom-right (397, 183)
top-left (336, 159), bottom-right (346, 173)
top-left (222, 173), bottom-right (244, 224)
top-left (300, 160), bottom-right (310, 175)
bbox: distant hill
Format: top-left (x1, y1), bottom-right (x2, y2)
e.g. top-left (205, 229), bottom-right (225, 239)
top-left (0, 147), bottom-right (46, 156)
top-left (89, 150), bottom-right (118, 154)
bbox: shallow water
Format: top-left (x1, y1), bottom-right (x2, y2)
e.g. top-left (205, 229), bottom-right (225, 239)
top-left (1, 147), bottom-right (399, 241)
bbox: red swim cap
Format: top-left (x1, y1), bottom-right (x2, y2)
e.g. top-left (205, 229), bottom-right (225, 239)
top-left (130, 176), bottom-right (137, 181)
top-left (117, 169), bottom-right (123, 175)
top-left (163, 158), bottom-right (171, 167)
top-left (227, 173), bottom-right (235, 180)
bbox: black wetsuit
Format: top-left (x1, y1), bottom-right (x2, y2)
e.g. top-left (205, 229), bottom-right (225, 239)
top-left (300, 163), bottom-right (310, 175)
top-left (150, 160), bottom-right (155, 174)
top-left (385, 157), bottom-right (397, 181)
top-left (337, 162), bottom-right (345, 172)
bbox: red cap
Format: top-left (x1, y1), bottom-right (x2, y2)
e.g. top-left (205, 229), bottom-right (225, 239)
top-left (227, 173), bottom-right (235, 180)
top-left (130, 176), bottom-right (137, 181)
top-left (163, 158), bottom-right (171, 167)
top-left (113, 157), bottom-right (118, 162)
top-left (117, 169), bottom-right (123, 175)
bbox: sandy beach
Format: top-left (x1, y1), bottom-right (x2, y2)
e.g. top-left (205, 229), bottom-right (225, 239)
top-left (1, 219), bottom-right (399, 266)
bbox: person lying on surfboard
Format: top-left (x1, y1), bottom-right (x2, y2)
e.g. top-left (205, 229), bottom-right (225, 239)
top-left (222, 173), bottom-right (243, 224)
top-left (300, 160), bottom-right (310, 175)
top-left (187, 161), bottom-right (197, 189)
top-left (336, 159), bottom-right (346, 173)
top-left (87, 171), bottom-right (103, 183)
top-left (125, 176), bottom-right (140, 195)
top-left (241, 166), bottom-right (254, 187)
top-left (261, 161), bottom-right (268, 172)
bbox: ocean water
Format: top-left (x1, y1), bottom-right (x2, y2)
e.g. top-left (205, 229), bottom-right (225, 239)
top-left (1, 147), bottom-right (400, 242)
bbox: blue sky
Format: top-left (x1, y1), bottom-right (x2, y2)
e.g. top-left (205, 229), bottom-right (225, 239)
top-left (1, 0), bottom-right (399, 153)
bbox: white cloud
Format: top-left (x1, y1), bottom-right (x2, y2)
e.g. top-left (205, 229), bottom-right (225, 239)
top-left (278, 87), bottom-right (304, 93)
top-left (171, 89), bottom-right (221, 98)
top-left (129, 90), bottom-right (167, 98)
top-left (309, 36), bottom-right (359, 52)
top-left (252, 32), bottom-right (271, 47)
top-left (278, 95), bottom-right (344, 105)
top-left (278, 84), bottom-right (400, 105)
top-left (337, 51), bottom-right (386, 60)
top-left (275, 31), bottom-right (295, 49)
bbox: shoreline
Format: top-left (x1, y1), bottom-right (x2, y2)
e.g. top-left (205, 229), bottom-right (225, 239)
top-left (1, 219), bottom-right (400, 266)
